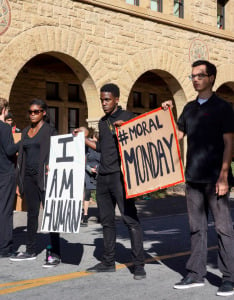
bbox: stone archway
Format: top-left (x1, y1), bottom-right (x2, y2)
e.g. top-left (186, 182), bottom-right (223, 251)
top-left (118, 48), bottom-right (194, 119)
top-left (0, 26), bottom-right (104, 123)
top-left (118, 48), bottom-right (193, 163)
top-left (215, 64), bottom-right (234, 93)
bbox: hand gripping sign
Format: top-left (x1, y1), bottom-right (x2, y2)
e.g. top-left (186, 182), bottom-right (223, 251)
top-left (41, 132), bottom-right (85, 233)
top-left (116, 108), bottom-right (184, 198)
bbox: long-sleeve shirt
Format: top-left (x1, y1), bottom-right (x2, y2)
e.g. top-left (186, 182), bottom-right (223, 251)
top-left (0, 120), bottom-right (19, 174)
top-left (96, 106), bottom-right (135, 175)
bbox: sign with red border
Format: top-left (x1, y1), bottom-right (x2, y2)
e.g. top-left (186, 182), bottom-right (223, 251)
top-left (116, 108), bottom-right (184, 199)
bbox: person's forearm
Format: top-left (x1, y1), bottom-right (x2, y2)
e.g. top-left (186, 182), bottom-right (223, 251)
top-left (85, 137), bottom-right (96, 150)
top-left (219, 133), bottom-right (233, 179)
top-left (216, 133), bottom-right (233, 195)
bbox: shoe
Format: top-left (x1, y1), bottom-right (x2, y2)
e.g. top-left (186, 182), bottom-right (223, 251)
top-left (80, 215), bottom-right (88, 227)
top-left (43, 255), bottom-right (61, 268)
top-left (9, 252), bottom-right (37, 261)
top-left (86, 262), bottom-right (116, 273)
top-left (217, 281), bottom-right (234, 297)
top-left (173, 276), bottom-right (205, 289)
top-left (133, 265), bottom-right (146, 280)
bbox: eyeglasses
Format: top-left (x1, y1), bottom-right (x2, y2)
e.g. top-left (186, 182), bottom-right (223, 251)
top-left (28, 110), bottom-right (44, 115)
top-left (189, 73), bottom-right (210, 80)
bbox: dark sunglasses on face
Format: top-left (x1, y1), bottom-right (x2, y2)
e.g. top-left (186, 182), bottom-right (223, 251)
top-left (28, 110), bottom-right (44, 115)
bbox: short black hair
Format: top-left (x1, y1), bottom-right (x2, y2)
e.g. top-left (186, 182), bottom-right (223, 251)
top-left (100, 83), bottom-right (120, 98)
top-left (192, 60), bottom-right (217, 85)
top-left (5, 112), bottom-right (13, 120)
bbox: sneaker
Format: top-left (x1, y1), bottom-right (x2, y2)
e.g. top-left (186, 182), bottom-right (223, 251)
top-left (217, 281), bottom-right (234, 297)
top-left (173, 276), bottom-right (205, 289)
top-left (133, 265), bottom-right (146, 280)
top-left (86, 262), bottom-right (116, 273)
top-left (80, 215), bottom-right (88, 227)
top-left (43, 255), bottom-right (61, 268)
top-left (10, 252), bottom-right (37, 261)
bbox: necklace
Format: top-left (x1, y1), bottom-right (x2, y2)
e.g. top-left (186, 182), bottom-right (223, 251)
top-left (30, 122), bottom-right (44, 135)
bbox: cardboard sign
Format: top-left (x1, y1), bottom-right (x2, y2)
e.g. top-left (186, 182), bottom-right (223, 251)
top-left (41, 133), bottom-right (85, 233)
top-left (116, 108), bottom-right (184, 198)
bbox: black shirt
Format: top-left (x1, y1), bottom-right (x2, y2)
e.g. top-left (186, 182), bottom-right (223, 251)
top-left (177, 93), bottom-right (234, 184)
top-left (23, 132), bottom-right (41, 174)
top-left (96, 106), bottom-right (135, 175)
top-left (0, 120), bottom-right (19, 174)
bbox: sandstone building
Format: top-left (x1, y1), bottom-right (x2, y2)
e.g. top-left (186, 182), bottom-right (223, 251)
top-left (0, 0), bottom-right (233, 158)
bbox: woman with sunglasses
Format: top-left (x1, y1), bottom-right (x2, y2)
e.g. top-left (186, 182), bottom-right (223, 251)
top-left (10, 99), bottom-right (60, 268)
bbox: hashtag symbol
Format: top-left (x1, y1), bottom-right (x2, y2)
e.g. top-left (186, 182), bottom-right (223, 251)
top-left (118, 129), bottom-right (129, 146)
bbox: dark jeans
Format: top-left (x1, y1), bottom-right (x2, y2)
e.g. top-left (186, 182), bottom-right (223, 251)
top-left (96, 172), bottom-right (145, 267)
top-left (24, 174), bottom-right (60, 256)
top-left (186, 182), bottom-right (234, 281)
top-left (0, 173), bottom-right (16, 253)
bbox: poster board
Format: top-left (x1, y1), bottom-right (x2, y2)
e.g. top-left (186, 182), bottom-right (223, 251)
top-left (116, 108), bottom-right (184, 198)
top-left (41, 133), bottom-right (85, 233)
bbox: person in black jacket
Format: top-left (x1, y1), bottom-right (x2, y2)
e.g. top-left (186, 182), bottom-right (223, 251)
top-left (10, 99), bottom-right (60, 268)
top-left (74, 83), bottom-right (146, 280)
top-left (0, 98), bottom-right (19, 257)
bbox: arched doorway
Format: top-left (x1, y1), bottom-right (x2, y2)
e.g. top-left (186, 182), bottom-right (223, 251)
top-left (9, 52), bottom-right (96, 134)
top-left (216, 82), bottom-right (234, 105)
top-left (126, 69), bottom-right (185, 160)
top-left (127, 70), bottom-right (177, 119)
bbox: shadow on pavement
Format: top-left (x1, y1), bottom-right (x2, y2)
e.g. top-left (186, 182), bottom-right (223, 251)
top-left (13, 226), bottom-right (84, 266)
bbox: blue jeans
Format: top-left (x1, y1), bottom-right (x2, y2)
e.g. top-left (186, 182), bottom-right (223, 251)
top-left (185, 182), bottom-right (234, 281)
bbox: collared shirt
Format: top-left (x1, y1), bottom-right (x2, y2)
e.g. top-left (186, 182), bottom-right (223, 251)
top-left (177, 93), bottom-right (234, 183)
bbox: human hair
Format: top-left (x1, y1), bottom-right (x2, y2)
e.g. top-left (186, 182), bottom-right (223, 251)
top-left (5, 112), bottom-right (13, 120)
top-left (192, 60), bottom-right (217, 85)
top-left (0, 97), bottom-right (9, 115)
top-left (100, 83), bottom-right (120, 98)
top-left (29, 98), bottom-right (48, 121)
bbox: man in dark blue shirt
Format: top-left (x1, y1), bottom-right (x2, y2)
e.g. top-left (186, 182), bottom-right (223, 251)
top-left (163, 60), bottom-right (234, 297)
top-left (0, 98), bottom-right (19, 257)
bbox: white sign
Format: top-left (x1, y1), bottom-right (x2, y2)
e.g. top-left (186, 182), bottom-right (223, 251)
top-left (41, 133), bottom-right (85, 233)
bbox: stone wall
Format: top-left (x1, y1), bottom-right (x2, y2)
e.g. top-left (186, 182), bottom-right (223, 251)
top-left (0, 0), bottom-right (232, 150)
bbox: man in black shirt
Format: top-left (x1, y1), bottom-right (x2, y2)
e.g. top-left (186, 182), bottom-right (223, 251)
top-left (0, 98), bottom-right (19, 257)
top-left (75, 83), bottom-right (146, 280)
top-left (162, 60), bottom-right (234, 297)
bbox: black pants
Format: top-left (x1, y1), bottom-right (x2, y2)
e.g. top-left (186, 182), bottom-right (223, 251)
top-left (96, 172), bottom-right (145, 267)
top-left (186, 182), bottom-right (234, 281)
top-left (0, 173), bottom-right (16, 253)
top-left (24, 174), bottom-right (60, 256)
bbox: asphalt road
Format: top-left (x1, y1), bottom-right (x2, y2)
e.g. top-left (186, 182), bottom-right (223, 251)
top-left (0, 193), bottom-right (233, 300)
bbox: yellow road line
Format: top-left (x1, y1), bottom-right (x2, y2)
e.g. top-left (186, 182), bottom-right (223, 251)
top-left (0, 245), bottom-right (218, 295)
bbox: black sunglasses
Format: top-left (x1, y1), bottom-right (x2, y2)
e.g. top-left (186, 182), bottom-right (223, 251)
top-left (28, 110), bottom-right (44, 115)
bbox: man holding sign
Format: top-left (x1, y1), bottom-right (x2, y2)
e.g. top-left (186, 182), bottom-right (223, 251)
top-left (163, 60), bottom-right (234, 297)
top-left (74, 83), bottom-right (146, 280)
